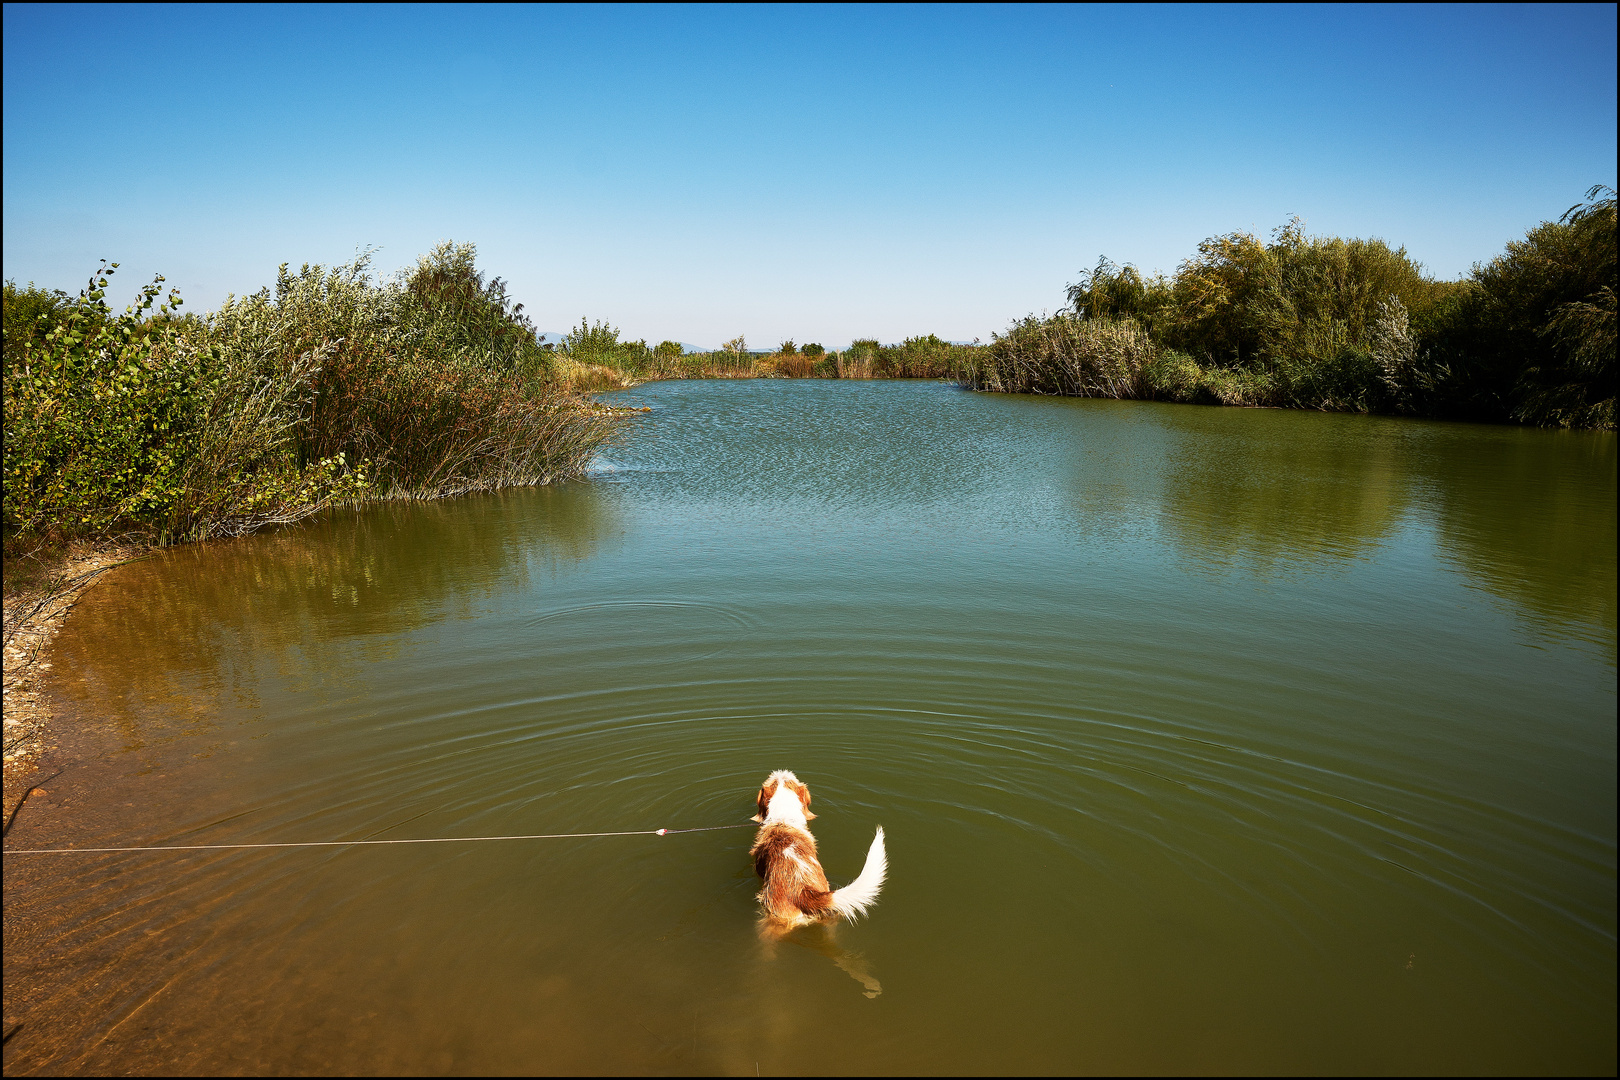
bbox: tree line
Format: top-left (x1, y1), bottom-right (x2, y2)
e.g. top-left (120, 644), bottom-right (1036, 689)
top-left (962, 187), bottom-right (1614, 429)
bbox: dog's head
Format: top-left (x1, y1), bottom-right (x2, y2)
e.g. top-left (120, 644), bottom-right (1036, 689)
top-left (753, 769), bottom-right (815, 824)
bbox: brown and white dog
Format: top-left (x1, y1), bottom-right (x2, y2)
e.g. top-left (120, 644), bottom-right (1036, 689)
top-left (749, 770), bottom-right (886, 929)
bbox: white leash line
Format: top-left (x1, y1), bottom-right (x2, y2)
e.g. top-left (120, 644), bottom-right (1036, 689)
top-left (3, 822), bottom-right (756, 855)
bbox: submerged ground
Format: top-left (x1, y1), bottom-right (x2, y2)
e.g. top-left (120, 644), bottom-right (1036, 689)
top-left (3, 380), bottom-right (1614, 1074)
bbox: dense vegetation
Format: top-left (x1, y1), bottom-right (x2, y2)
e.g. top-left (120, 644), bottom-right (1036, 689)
top-left (3, 243), bottom-right (618, 549)
top-left (5, 189), bottom-right (1611, 558)
top-left (549, 325), bottom-right (977, 388)
top-left (960, 187), bottom-right (1616, 429)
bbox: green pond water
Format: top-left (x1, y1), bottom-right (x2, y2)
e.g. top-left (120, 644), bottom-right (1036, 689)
top-left (4, 379), bottom-right (1615, 1075)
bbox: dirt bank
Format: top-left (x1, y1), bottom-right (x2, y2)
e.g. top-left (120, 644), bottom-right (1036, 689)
top-left (3, 544), bottom-right (144, 810)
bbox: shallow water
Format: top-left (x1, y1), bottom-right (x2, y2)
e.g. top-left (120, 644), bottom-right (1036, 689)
top-left (5, 380), bottom-right (1615, 1075)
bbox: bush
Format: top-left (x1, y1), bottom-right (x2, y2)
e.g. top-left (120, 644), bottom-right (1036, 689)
top-left (3, 245), bottom-right (620, 543)
top-left (4, 263), bottom-right (359, 541)
top-left (1423, 186), bottom-right (1615, 427)
top-left (873, 334), bottom-right (952, 378)
top-left (1198, 366), bottom-right (1274, 406)
top-left (3, 281), bottom-right (80, 361)
top-left (987, 193), bottom-right (1616, 427)
top-left (1066, 259), bottom-right (1175, 338)
top-left (1154, 219), bottom-right (1449, 373)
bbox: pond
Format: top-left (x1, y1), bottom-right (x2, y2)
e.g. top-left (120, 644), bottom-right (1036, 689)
top-left (4, 380), bottom-right (1614, 1074)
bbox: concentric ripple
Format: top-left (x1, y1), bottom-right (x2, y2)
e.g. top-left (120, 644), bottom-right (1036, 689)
top-left (6, 381), bottom-right (1613, 1075)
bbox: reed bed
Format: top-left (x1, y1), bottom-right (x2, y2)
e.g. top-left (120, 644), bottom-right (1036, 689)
top-left (834, 353), bottom-right (874, 379)
top-left (3, 244), bottom-right (622, 547)
top-left (958, 317), bottom-right (1163, 398)
top-left (653, 351), bottom-right (766, 379)
top-left (769, 353), bottom-right (820, 379)
top-left (549, 328), bottom-right (981, 388)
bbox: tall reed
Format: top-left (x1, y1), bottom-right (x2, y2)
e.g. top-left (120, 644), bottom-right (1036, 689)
top-left (3, 244), bottom-right (623, 544)
top-left (959, 317), bottom-right (1166, 398)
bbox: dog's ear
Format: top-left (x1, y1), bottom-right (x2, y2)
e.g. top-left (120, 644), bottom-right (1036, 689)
top-left (753, 780), bottom-right (775, 823)
top-left (789, 780), bottom-right (815, 820)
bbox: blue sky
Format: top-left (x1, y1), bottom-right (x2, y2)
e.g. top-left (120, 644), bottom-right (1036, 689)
top-left (4, 3), bottom-right (1615, 348)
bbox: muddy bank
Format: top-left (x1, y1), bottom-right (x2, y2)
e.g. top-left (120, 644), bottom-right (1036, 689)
top-left (3, 546), bottom-right (147, 806)
top-left (2, 679), bottom-right (254, 1073)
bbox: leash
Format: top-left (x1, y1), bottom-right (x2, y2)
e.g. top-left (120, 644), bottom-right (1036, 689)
top-left (2, 821), bottom-right (757, 855)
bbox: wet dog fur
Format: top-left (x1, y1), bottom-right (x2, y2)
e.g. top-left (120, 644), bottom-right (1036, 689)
top-left (748, 770), bottom-right (886, 932)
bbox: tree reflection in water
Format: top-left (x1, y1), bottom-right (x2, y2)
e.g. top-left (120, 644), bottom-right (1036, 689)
top-left (48, 483), bottom-right (618, 750)
top-left (1050, 401), bottom-right (1614, 652)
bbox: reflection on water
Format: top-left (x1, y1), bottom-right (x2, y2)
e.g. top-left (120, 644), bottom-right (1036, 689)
top-left (47, 484), bottom-right (617, 754)
top-left (1045, 398), bottom-right (1614, 648)
top-left (1423, 426), bottom-right (1616, 645)
top-left (1154, 408), bottom-right (1413, 568)
top-left (5, 381), bottom-right (1614, 1075)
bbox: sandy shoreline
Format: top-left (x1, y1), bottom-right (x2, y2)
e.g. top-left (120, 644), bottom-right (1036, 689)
top-left (2, 545), bottom-right (145, 811)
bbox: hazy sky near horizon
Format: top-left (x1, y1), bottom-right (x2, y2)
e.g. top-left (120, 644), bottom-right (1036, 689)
top-left (4, 3), bottom-right (1615, 347)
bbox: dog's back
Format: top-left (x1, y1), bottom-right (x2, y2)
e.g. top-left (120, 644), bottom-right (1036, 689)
top-left (751, 822), bottom-right (835, 922)
top-left (750, 770), bottom-right (887, 927)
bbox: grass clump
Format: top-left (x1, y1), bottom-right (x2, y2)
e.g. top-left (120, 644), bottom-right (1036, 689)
top-left (958, 318), bottom-right (1158, 398)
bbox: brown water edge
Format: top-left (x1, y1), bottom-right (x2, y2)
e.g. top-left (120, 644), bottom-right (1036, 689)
top-left (1, 637), bottom-right (880, 1077)
top-left (0, 687), bottom-right (769, 1078)
top-left (3, 544), bottom-right (150, 795)
top-left (3, 669), bottom-right (241, 1073)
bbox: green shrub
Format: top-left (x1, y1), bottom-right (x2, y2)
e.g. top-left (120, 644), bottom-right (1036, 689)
top-left (892, 335), bottom-right (949, 377)
top-left (1066, 259), bottom-right (1174, 338)
top-left (996, 192), bottom-right (1615, 427)
top-left (253, 248), bottom-right (615, 496)
top-left (3, 245), bottom-right (619, 543)
top-left (3, 280), bottom-right (81, 361)
top-left (1155, 219), bottom-right (1449, 372)
top-left (3, 263), bottom-right (360, 541)
top-left (1422, 186), bottom-right (1615, 427)
top-left (1273, 345), bottom-right (1383, 412)
top-left (403, 242), bottom-right (553, 384)
top-left (562, 318), bottom-right (626, 367)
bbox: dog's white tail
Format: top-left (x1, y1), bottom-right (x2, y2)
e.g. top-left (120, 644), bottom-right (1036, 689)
top-left (829, 826), bottom-right (887, 922)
